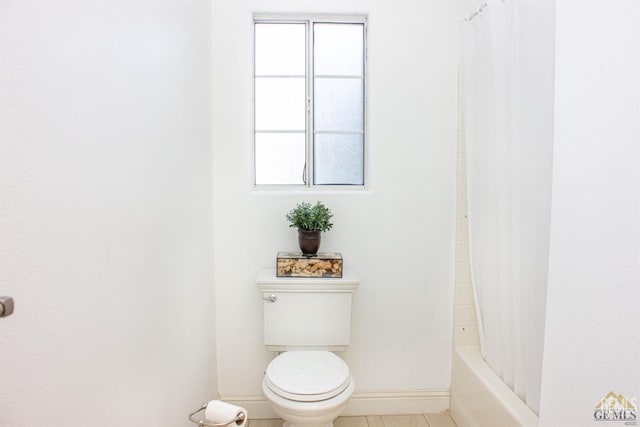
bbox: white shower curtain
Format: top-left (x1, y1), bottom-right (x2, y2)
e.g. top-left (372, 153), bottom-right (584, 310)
top-left (460, 0), bottom-right (555, 415)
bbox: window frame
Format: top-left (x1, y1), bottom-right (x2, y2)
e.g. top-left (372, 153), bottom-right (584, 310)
top-left (252, 14), bottom-right (368, 190)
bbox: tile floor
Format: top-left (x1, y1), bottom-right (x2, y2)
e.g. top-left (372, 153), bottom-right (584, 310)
top-left (247, 413), bottom-right (457, 427)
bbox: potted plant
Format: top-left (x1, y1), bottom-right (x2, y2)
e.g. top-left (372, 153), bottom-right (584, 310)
top-left (286, 201), bottom-right (333, 256)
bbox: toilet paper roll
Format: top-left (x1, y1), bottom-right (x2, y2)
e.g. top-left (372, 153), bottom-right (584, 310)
top-left (204, 400), bottom-right (247, 427)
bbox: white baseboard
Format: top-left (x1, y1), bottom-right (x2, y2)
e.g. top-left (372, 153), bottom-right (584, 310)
top-left (218, 391), bottom-right (451, 420)
top-left (343, 391), bottom-right (450, 416)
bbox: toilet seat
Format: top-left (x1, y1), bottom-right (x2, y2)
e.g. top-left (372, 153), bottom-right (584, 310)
top-left (264, 351), bottom-right (351, 402)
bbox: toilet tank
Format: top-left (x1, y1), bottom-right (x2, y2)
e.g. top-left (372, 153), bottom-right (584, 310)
top-left (256, 269), bottom-right (360, 351)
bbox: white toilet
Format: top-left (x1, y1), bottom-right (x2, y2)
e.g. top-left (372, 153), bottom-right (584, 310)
top-left (257, 270), bottom-right (360, 427)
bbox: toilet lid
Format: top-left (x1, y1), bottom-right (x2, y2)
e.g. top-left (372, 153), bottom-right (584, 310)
top-left (265, 351), bottom-right (351, 402)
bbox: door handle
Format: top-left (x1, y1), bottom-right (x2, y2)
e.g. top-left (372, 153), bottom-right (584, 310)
top-left (262, 294), bottom-right (278, 303)
top-left (0, 296), bottom-right (14, 317)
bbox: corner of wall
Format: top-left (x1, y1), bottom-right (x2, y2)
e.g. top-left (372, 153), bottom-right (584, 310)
top-left (452, 102), bottom-right (480, 351)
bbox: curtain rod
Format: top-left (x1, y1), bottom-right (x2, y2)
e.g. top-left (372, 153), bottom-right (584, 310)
top-left (462, 0), bottom-right (506, 24)
top-left (464, 2), bottom-right (488, 23)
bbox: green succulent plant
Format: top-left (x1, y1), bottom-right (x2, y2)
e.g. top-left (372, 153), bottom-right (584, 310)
top-left (286, 201), bottom-right (334, 232)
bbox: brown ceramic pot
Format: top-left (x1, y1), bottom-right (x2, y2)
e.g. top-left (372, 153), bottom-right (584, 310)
top-left (298, 229), bottom-right (321, 256)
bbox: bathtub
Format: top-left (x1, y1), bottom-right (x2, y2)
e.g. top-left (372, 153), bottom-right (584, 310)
top-left (450, 347), bottom-right (539, 427)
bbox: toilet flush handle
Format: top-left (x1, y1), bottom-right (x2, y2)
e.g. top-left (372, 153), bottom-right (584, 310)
top-left (263, 294), bottom-right (278, 303)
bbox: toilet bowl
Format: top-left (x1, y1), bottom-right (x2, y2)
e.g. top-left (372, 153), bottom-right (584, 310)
top-left (262, 351), bottom-right (355, 427)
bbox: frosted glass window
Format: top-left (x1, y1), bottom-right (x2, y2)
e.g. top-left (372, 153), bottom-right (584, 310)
top-left (255, 78), bottom-right (306, 131)
top-left (254, 17), bottom-right (366, 187)
top-left (314, 134), bottom-right (364, 185)
top-left (255, 133), bottom-right (306, 185)
top-left (314, 78), bottom-right (364, 131)
top-left (314, 24), bottom-right (364, 76)
top-left (255, 24), bottom-right (306, 76)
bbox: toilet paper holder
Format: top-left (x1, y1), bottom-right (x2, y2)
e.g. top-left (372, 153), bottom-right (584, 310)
top-left (188, 402), bottom-right (246, 426)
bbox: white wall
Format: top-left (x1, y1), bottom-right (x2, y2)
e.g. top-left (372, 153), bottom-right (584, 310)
top-left (212, 0), bottom-right (467, 415)
top-left (539, 1), bottom-right (640, 425)
top-left (0, 1), bottom-right (216, 426)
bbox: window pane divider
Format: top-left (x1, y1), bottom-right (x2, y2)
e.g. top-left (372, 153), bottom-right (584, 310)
top-left (306, 20), bottom-right (314, 187)
top-left (313, 75), bottom-right (363, 79)
top-left (314, 130), bottom-right (364, 135)
top-left (255, 74), bottom-right (306, 78)
top-left (255, 130), bottom-right (305, 133)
